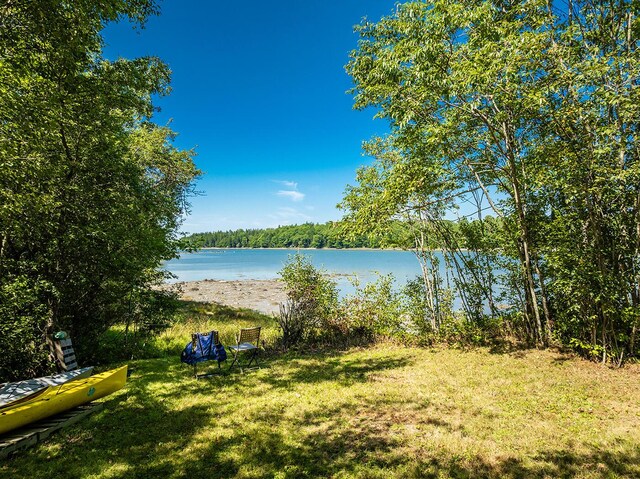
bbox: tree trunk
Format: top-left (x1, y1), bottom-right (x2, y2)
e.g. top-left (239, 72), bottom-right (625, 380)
top-left (509, 162), bottom-right (545, 345)
top-left (534, 260), bottom-right (552, 343)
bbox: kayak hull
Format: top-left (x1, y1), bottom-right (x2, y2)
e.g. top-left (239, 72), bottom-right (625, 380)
top-left (0, 365), bottom-right (127, 435)
top-left (0, 367), bottom-right (95, 408)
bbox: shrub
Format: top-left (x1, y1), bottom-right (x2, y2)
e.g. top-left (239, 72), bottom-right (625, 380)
top-left (278, 299), bottom-right (307, 348)
top-left (338, 274), bottom-right (404, 342)
top-left (0, 276), bottom-right (55, 381)
top-left (90, 289), bottom-right (180, 364)
top-left (278, 254), bottom-right (338, 348)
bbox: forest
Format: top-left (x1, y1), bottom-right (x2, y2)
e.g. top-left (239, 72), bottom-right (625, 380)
top-left (186, 222), bottom-right (377, 249)
top-left (185, 220), bottom-right (468, 249)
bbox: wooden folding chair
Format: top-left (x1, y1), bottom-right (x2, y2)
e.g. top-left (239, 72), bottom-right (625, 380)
top-left (228, 327), bottom-right (261, 372)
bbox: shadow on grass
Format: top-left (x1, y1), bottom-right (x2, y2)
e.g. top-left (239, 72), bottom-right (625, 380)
top-left (3, 352), bottom-right (639, 479)
top-left (178, 424), bottom-right (640, 479)
top-left (404, 446), bottom-right (640, 479)
top-left (486, 339), bottom-right (534, 357)
top-left (487, 341), bottom-right (579, 364)
top-left (261, 351), bottom-right (415, 388)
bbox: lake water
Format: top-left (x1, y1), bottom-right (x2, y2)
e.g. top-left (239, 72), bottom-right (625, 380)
top-left (163, 248), bottom-right (426, 294)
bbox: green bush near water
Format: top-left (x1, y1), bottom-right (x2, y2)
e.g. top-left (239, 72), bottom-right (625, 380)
top-left (276, 253), bottom-right (506, 350)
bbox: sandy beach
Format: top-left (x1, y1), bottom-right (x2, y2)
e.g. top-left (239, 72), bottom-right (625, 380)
top-left (160, 279), bottom-right (286, 315)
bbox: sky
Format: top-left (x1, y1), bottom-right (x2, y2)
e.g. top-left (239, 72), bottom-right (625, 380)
top-left (102, 1), bottom-right (396, 233)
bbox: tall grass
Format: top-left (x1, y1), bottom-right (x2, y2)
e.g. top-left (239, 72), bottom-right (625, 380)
top-left (155, 301), bottom-right (280, 356)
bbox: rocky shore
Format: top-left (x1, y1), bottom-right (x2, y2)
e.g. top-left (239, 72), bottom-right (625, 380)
top-left (160, 279), bottom-right (286, 315)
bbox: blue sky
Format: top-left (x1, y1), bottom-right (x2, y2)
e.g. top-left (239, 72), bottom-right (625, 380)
top-left (103, 1), bottom-right (395, 233)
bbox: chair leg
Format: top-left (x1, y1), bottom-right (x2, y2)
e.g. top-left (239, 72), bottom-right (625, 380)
top-left (229, 350), bottom-right (238, 370)
top-left (247, 349), bottom-right (259, 367)
top-left (229, 348), bottom-right (260, 372)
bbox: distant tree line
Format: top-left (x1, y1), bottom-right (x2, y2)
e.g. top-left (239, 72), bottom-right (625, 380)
top-left (185, 221), bottom-right (474, 250)
top-left (186, 223), bottom-right (390, 249)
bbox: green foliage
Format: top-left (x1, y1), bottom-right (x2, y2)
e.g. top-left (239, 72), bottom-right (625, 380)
top-left (436, 314), bottom-right (499, 348)
top-left (185, 221), bottom-right (413, 249)
top-left (342, 0), bottom-right (640, 363)
top-left (569, 338), bottom-right (606, 363)
top-left (132, 289), bottom-right (182, 335)
top-left (400, 277), bottom-right (436, 338)
top-left (0, 1), bottom-right (199, 379)
top-left (0, 277), bottom-right (55, 380)
top-left (277, 254), bottom-right (339, 348)
top-left (338, 274), bottom-right (404, 342)
top-left (276, 256), bottom-right (495, 348)
top-left (400, 276), bottom-right (498, 347)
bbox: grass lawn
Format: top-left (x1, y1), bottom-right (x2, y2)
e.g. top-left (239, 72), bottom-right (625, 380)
top-left (2, 303), bottom-right (639, 478)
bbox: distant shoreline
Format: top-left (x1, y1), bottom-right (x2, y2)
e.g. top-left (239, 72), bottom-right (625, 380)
top-left (197, 246), bottom-right (408, 252)
top-left (191, 247), bottom-right (462, 253)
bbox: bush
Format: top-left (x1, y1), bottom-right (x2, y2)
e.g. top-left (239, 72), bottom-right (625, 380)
top-left (277, 254), bottom-right (338, 348)
top-left (401, 277), bottom-right (437, 339)
top-left (90, 289), bottom-right (181, 364)
top-left (278, 299), bottom-right (308, 348)
top-left (338, 274), bottom-right (404, 342)
top-left (276, 257), bottom-right (512, 350)
top-left (0, 276), bottom-right (55, 381)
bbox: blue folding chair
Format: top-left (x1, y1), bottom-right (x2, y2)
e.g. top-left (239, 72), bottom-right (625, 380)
top-left (181, 330), bottom-right (227, 378)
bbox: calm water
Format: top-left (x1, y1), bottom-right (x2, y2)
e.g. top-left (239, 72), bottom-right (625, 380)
top-left (163, 248), bottom-right (427, 294)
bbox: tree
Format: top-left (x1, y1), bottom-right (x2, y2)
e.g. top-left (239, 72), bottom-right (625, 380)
top-left (0, 0), bottom-right (199, 380)
top-left (343, 0), bottom-right (640, 361)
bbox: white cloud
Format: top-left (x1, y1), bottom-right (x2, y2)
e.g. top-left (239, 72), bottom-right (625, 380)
top-left (273, 180), bottom-right (298, 189)
top-left (268, 207), bottom-right (312, 224)
top-left (277, 190), bottom-right (305, 202)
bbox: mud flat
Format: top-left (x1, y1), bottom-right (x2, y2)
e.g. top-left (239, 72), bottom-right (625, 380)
top-left (160, 279), bottom-right (286, 315)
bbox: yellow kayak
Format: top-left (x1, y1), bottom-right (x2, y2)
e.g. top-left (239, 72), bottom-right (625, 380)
top-left (0, 365), bottom-right (127, 435)
top-left (0, 366), bottom-right (95, 409)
